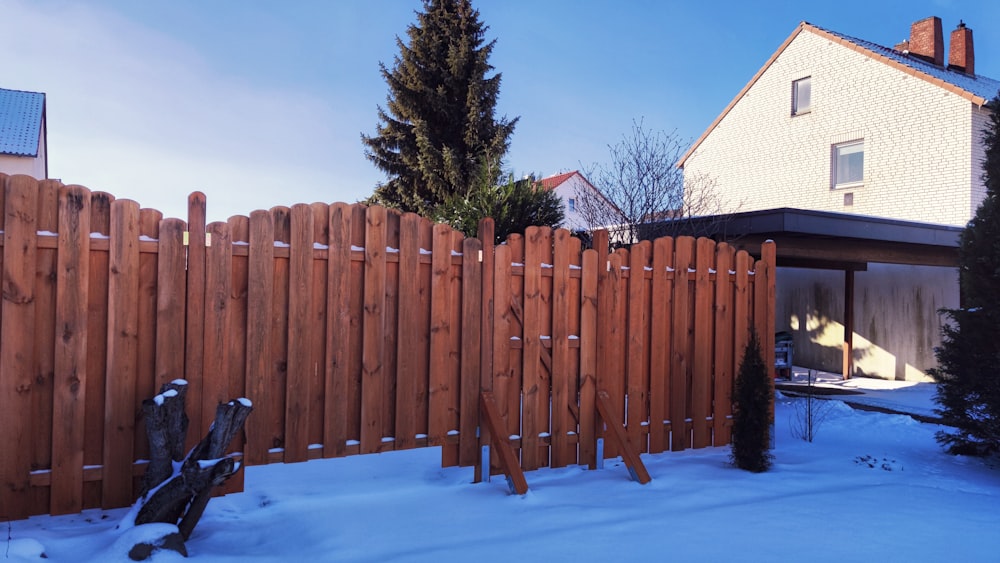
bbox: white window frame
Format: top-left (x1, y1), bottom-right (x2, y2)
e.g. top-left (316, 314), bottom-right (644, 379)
top-left (832, 140), bottom-right (864, 189)
top-left (792, 76), bottom-right (811, 116)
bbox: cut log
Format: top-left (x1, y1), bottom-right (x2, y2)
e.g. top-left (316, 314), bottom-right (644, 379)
top-left (124, 381), bottom-right (253, 547)
top-left (140, 380), bottom-right (190, 497)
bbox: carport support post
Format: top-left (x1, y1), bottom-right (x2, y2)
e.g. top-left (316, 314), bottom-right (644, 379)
top-left (842, 269), bottom-right (854, 380)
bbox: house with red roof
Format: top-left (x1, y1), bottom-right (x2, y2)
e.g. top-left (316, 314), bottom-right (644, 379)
top-left (678, 17), bottom-right (998, 381)
top-left (537, 170), bottom-right (611, 232)
top-left (0, 87), bottom-right (47, 180)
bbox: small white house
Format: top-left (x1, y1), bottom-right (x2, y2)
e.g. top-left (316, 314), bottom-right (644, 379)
top-left (679, 17), bottom-right (999, 381)
top-left (0, 87), bottom-right (47, 180)
top-left (538, 170), bottom-right (605, 232)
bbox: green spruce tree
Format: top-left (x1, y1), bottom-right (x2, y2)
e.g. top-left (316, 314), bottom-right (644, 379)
top-left (362, 0), bottom-right (517, 217)
top-left (930, 94), bottom-right (1000, 457)
top-left (731, 329), bottom-right (774, 472)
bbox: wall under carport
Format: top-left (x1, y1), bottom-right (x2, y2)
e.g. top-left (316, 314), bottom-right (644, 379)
top-left (776, 263), bottom-right (959, 381)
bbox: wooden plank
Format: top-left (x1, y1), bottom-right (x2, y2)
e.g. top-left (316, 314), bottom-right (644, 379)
top-left (459, 237), bottom-right (482, 466)
top-left (733, 252), bottom-right (752, 383)
top-left (843, 269), bottom-right (854, 380)
top-left (360, 206), bottom-right (386, 454)
top-left (83, 192), bottom-right (112, 509)
top-left (154, 219), bottom-right (186, 391)
top-left (0, 175), bottom-right (38, 519)
top-left (103, 199), bottom-right (141, 509)
top-left (382, 210), bottom-right (400, 444)
top-left (308, 204), bottom-right (329, 451)
top-left (626, 241), bottom-right (650, 452)
top-left (324, 203), bottom-right (351, 457)
top-left (346, 205), bottom-right (367, 451)
top-left (474, 218), bottom-right (495, 482)
top-left (596, 391), bottom-right (651, 484)
top-left (578, 249), bottom-right (599, 469)
top-left (692, 237), bottom-right (715, 449)
top-left (285, 204), bottom-right (315, 461)
top-left (244, 211), bottom-right (274, 465)
top-left (30, 180), bottom-right (58, 514)
top-left (443, 230), bottom-right (464, 467)
top-left (394, 213), bottom-right (422, 451)
top-left (415, 218), bottom-right (433, 442)
top-left (550, 229), bottom-right (574, 467)
top-left (595, 249), bottom-right (614, 460)
top-left (269, 207), bottom-right (291, 460)
top-left (428, 223), bottom-right (455, 452)
top-left (184, 192), bottom-right (207, 449)
top-left (50, 185), bottom-right (91, 515)
top-left (477, 217), bottom-right (495, 393)
top-left (479, 392), bottom-right (528, 495)
top-left (670, 237), bottom-right (694, 451)
top-left (503, 234), bottom-right (524, 447)
top-left (648, 236), bottom-right (673, 454)
top-left (202, 222), bottom-right (232, 441)
top-left (713, 243), bottom-right (735, 446)
top-left (520, 226), bottom-right (544, 470)
top-left (133, 208), bottom-right (161, 490)
top-left (227, 214), bottom-right (250, 402)
top-left (491, 244), bottom-right (514, 453)
top-left (759, 241), bottom-right (777, 430)
top-left (225, 215), bottom-right (250, 493)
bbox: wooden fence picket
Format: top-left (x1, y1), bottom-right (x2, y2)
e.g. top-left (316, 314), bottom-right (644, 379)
top-left (1, 175), bottom-right (39, 519)
top-left (102, 199), bottom-right (140, 509)
top-left (245, 210), bottom-right (274, 464)
top-left (692, 237), bottom-right (715, 449)
top-left (50, 185), bottom-right (90, 515)
top-left (670, 236), bottom-right (694, 451)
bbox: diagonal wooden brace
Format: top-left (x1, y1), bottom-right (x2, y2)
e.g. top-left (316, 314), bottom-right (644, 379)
top-left (595, 390), bottom-right (652, 484)
top-left (478, 391), bottom-right (529, 495)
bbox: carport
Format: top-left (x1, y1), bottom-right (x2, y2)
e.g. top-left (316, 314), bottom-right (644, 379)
top-left (658, 208), bottom-right (962, 379)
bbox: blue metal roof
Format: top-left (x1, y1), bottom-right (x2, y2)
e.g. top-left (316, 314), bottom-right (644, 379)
top-left (0, 88), bottom-right (45, 157)
top-left (816, 24), bottom-right (1000, 104)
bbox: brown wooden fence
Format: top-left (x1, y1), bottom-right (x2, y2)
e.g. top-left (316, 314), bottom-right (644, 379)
top-left (0, 174), bottom-right (775, 520)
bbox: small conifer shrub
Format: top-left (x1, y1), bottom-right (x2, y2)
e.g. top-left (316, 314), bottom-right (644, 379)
top-left (731, 329), bottom-right (774, 472)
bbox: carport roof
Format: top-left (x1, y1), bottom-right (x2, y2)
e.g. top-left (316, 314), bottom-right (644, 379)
top-left (660, 207), bottom-right (962, 269)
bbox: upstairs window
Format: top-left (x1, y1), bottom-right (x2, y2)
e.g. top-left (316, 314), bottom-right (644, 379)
top-left (568, 197), bottom-right (576, 212)
top-left (833, 141), bottom-right (864, 187)
top-left (792, 76), bottom-right (811, 115)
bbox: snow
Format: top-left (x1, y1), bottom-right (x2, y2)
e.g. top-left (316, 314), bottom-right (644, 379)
top-left (6, 374), bottom-right (1000, 561)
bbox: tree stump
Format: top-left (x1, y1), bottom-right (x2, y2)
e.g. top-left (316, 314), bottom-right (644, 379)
top-left (120, 379), bottom-right (253, 558)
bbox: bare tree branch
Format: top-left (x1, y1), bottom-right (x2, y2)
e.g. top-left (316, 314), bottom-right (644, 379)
top-left (577, 119), bottom-right (739, 247)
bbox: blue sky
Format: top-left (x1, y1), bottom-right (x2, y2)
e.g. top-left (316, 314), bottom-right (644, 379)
top-left (2, 0), bottom-right (998, 221)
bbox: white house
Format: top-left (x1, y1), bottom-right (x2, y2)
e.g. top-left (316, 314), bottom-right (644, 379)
top-left (0, 87), bottom-right (47, 180)
top-left (678, 17), bottom-right (999, 381)
top-left (538, 170), bottom-right (606, 232)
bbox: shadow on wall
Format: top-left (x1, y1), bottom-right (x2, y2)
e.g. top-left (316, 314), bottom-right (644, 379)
top-left (778, 265), bottom-right (957, 382)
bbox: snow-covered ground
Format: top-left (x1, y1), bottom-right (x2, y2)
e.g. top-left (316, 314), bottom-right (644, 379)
top-left (6, 373), bottom-right (999, 562)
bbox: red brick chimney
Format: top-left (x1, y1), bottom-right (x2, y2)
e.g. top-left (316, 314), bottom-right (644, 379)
top-left (948, 21), bottom-right (975, 75)
top-left (909, 16), bottom-right (944, 66)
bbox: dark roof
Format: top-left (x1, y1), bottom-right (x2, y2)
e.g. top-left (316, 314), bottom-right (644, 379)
top-left (0, 88), bottom-right (45, 157)
top-left (649, 208), bottom-right (962, 269)
top-left (817, 23), bottom-right (1000, 103)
